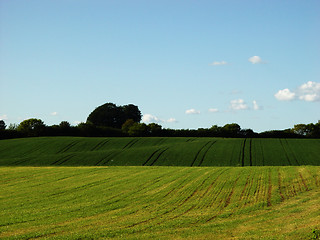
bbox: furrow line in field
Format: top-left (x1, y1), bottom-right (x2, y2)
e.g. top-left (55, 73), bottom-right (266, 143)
top-left (278, 171), bottom-right (285, 201)
top-left (22, 145), bottom-right (43, 156)
top-left (249, 138), bottom-right (252, 166)
top-left (241, 138), bottom-right (247, 167)
top-left (149, 148), bottom-right (169, 166)
top-left (122, 169), bottom-right (198, 222)
top-left (240, 174), bottom-right (251, 201)
top-left (113, 169), bottom-right (191, 220)
top-left (197, 141), bottom-right (217, 167)
top-left (122, 139), bottom-right (140, 149)
top-left (166, 205), bottom-right (197, 222)
top-left (206, 178), bottom-right (229, 210)
top-left (253, 174), bottom-right (263, 204)
top-left (243, 174), bottom-right (256, 207)
top-left (152, 138), bottom-right (166, 146)
top-left (163, 169), bottom-right (203, 198)
top-left (50, 154), bottom-right (73, 165)
top-left (201, 168), bottom-right (229, 200)
top-left (224, 175), bottom-right (240, 208)
top-left (279, 139), bottom-right (293, 166)
top-left (90, 140), bottom-right (109, 151)
top-left (142, 149), bottom-right (161, 166)
top-left (190, 141), bottom-right (211, 167)
top-left (186, 138), bottom-right (197, 142)
top-left (284, 139), bottom-right (300, 165)
top-left (98, 151), bottom-right (122, 165)
top-left (125, 169), bottom-right (209, 228)
top-left (306, 169), bottom-right (320, 187)
top-left (267, 169), bottom-right (272, 207)
top-left (203, 174), bottom-right (243, 224)
top-left (299, 172), bottom-right (309, 191)
top-left (147, 173), bottom-right (212, 224)
top-left (94, 154), bottom-right (114, 166)
top-left (10, 157), bottom-right (33, 166)
top-left (57, 155), bottom-right (74, 165)
top-left (260, 140), bottom-right (265, 166)
top-left (56, 141), bottom-right (78, 154)
top-left (205, 177), bottom-right (238, 223)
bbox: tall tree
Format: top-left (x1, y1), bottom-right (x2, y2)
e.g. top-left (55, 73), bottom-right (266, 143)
top-left (0, 120), bottom-right (6, 130)
top-left (87, 103), bottom-right (141, 129)
top-left (17, 118), bottom-right (45, 136)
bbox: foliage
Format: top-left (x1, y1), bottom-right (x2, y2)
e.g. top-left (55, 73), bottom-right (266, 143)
top-left (127, 122), bottom-right (147, 136)
top-left (16, 118), bottom-right (46, 136)
top-left (86, 102), bottom-right (141, 129)
top-left (0, 120), bottom-right (6, 130)
top-left (121, 119), bottom-right (135, 134)
top-left (293, 121), bottom-right (320, 138)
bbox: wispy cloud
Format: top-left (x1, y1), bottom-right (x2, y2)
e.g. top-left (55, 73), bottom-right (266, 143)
top-left (209, 61), bottom-right (227, 66)
top-left (230, 99), bottom-right (248, 110)
top-left (142, 114), bottom-right (177, 123)
top-left (0, 114), bottom-right (8, 120)
top-left (185, 109), bottom-right (200, 114)
top-left (248, 56), bottom-right (266, 64)
top-left (208, 108), bottom-right (219, 113)
top-left (274, 81), bottom-right (320, 102)
top-left (50, 112), bottom-right (58, 116)
top-left (167, 118), bottom-right (177, 123)
top-left (253, 100), bottom-right (260, 110)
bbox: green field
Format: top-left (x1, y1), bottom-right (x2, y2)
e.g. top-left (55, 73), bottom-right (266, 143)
top-left (0, 137), bottom-right (319, 166)
top-left (0, 137), bottom-right (320, 239)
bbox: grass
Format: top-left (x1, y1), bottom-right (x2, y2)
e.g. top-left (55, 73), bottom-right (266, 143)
top-left (0, 137), bottom-right (319, 239)
top-left (0, 166), bottom-right (320, 239)
top-left (0, 137), bottom-right (319, 166)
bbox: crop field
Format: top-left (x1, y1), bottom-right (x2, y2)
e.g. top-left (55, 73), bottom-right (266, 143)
top-left (0, 137), bottom-right (319, 166)
top-left (1, 166), bottom-right (320, 239)
top-left (0, 137), bottom-right (319, 239)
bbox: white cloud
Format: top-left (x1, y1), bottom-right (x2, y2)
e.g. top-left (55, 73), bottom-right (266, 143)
top-left (209, 61), bottom-right (227, 66)
top-left (142, 114), bottom-right (162, 123)
top-left (248, 56), bottom-right (265, 64)
top-left (167, 118), bottom-right (177, 123)
top-left (230, 99), bottom-right (248, 110)
top-left (274, 81), bottom-right (320, 102)
top-left (0, 114), bottom-right (8, 120)
top-left (297, 81), bottom-right (320, 102)
top-left (50, 112), bottom-right (58, 116)
top-left (253, 100), bottom-right (260, 110)
top-left (208, 108), bottom-right (219, 113)
top-left (142, 114), bottom-right (177, 124)
top-left (185, 109), bottom-right (200, 114)
top-left (274, 88), bottom-right (296, 101)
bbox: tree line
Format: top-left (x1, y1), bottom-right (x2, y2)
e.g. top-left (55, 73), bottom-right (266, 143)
top-left (1, 102), bottom-right (319, 139)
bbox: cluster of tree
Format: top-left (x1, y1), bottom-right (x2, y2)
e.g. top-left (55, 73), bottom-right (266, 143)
top-left (1, 102), bottom-right (320, 139)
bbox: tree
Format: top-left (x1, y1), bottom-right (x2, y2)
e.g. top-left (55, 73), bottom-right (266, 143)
top-left (0, 120), bottom-right (6, 130)
top-left (147, 123), bottom-right (162, 136)
top-left (87, 103), bottom-right (141, 129)
top-left (59, 121), bottom-right (71, 129)
top-left (222, 123), bottom-right (241, 137)
top-left (122, 104), bottom-right (142, 123)
top-left (127, 123), bottom-right (147, 136)
top-left (293, 124), bottom-right (308, 136)
top-left (17, 118), bottom-right (45, 136)
top-left (121, 119), bottom-right (135, 134)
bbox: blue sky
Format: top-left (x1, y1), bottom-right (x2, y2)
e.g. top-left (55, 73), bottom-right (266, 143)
top-left (1, 0), bottom-right (319, 132)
